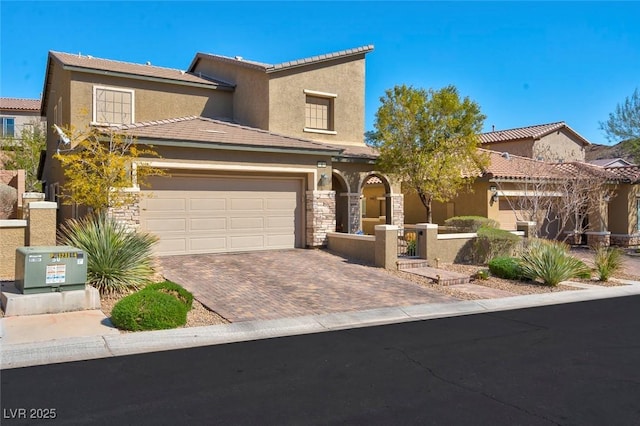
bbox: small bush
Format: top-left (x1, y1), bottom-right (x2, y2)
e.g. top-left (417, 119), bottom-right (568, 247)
top-left (488, 256), bottom-right (524, 280)
top-left (143, 281), bottom-right (193, 309)
top-left (520, 239), bottom-right (591, 286)
top-left (111, 290), bottom-right (188, 331)
top-left (474, 226), bottom-right (521, 264)
top-left (593, 247), bottom-right (624, 281)
top-left (474, 269), bottom-right (490, 280)
top-left (445, 216), bottom-right (500, 232)
top-left (58, 212), bottom-right (158, 295)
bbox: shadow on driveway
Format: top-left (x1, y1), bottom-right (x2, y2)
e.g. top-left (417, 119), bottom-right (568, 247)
top-left (159, 249), bottom-right (458, 322)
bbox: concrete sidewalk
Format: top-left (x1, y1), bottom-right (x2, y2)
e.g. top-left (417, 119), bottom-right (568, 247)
top-left (2, 278), bottom-right (640, 370)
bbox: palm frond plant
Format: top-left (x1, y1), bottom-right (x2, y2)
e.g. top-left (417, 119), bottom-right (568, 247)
top-left (519, 239), bottom-right (591, 286)
top-left (58, 212), bottom-right (158, 295)
top-left (593, 246), bottom-right (624, 281)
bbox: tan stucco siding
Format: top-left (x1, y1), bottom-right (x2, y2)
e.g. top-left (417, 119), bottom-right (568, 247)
top-left (609, 184), bottom-right (639, 235)
top-left (534, 130), bottom-right (586, 162)
top-left (268, 56), bottom-right (366, 146)
top-left (482, 140), bottom-right (535, 158)
top-left (68, 72), bottom-right (232, 130)
top-left (191, 60), bottom-right (269, 130)
top-left (42, 63), bottom-right (71, 192)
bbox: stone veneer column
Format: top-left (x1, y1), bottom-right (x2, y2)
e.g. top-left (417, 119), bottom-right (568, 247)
top-left (306, 190), bottom-right (336, 247)
top-left (348, 194), bottom-right (361, 233)
top-left (390, 194), bottom-right (404, 227)
top-left (108, 192), bottom-right (141, 232)
top-left (585, 231), bottom-right (611, 248)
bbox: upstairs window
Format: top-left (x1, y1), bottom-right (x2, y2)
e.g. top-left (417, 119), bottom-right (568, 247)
top-left (304, 89), bottom-right (336, 135)
top-left (1, 117), bottom-right (15, 138)
top-left (93, 86), bottom-right (134, 125)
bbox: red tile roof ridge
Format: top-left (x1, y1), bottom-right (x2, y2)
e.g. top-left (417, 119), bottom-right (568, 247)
top-left (0, 97), bottom-right (42, 110)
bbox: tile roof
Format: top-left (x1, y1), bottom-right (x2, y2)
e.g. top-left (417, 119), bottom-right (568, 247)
top-left (49, 51), bottom-right (233, 89)
top-left (476, 149), bottom-right (561, 179)
top-left (480, 121), bottom-right (590, 146)
top-left (0, 98), bottom-right (41, 111)
top-left (189, 45), bottom-right (374, 74)
top-left (113, 116), bottom-right (342, 154)
top-left (588, 158), bottom-right (635, 167)
top-left (605, 165), bottom-right (640, 183)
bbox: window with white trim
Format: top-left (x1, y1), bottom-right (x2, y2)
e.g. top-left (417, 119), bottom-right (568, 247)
top-left (1, 117), bottom-right (15, 137)
top-left (93, 86), bottom-right (134, 125)
top-left (303, 89), bottom-right (336, 134)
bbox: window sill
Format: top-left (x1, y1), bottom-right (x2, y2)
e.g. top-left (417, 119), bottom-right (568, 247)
top-left (304, 128), bottom-right (337, 135)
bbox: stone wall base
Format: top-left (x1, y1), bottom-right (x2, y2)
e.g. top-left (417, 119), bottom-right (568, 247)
top-left (306, 190), bottom-right (336, 247)
top-left (610, 233), bottom-right (640, 247)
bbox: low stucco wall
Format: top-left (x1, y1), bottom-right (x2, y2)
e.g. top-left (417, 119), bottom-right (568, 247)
top-left (0, 220), bottom-right (27, 280)
top-left (434, 233), bottom-right (478, 264)
top-left (327, 232), bottom-right (376, 265)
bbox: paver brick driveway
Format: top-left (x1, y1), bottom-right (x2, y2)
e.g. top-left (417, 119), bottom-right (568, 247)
top-left (160, 249), bottom-right (458, 322)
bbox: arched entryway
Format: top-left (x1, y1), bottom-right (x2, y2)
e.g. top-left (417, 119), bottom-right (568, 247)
top-left (360, 173), bottom-right (393, 235)
top-left (332, 171), bottom-right (350, 233)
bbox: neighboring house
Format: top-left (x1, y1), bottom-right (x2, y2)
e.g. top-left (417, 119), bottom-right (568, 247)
top-left (588, 158), bottom-right (635, 168)
top-left (39, 46), bottom-right (404, 256)
top-left (405, 121), bottom-right (640, 247)
top-left (479, 121), bottom-right (589, 162)
top-left (0, 97), bottom-right (44, 140)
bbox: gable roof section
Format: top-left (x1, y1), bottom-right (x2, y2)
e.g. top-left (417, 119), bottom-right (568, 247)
top-left (188, 45), bottom-right (374, 75)
top-left (480, 122), bottom-right (590, 146)
top-left (0, 98), bottom-right (41, 111)
top-left (41, 51), bottom-right (235, 114)
top-left (588, 158), bottom-right (635, 168)
top-left (113, 116), bottom-right (342, 155)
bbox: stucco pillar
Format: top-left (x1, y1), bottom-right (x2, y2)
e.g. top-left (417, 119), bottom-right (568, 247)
top-left (390, 194), bottom-right (404, 227)
top-left (347, 194), bottom-right (361, 233)
top-left (27, 201), bottom-right (57, 246)
top-left (416, 223), bottom-right (438, 263)
top-left (306, 190), bottom-right (336, 247)
top-left (374, 224), bottom-right (398, 269)
top-left (21, 192), bottom-right (45, 220)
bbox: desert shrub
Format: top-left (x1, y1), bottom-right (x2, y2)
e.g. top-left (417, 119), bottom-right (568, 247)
top-left (143, 281), bottom-right (193, 309)
top-left (58, 212), bottom-right (158, 295)
top-left (0, 182), bottom-right (17, 219)
top-left (488, 256), bottom-right (524, 280)
top-left (593, 246), bottom-right (624, 282)
top-left (445, 216), bottom-right (500, 232)
top-left (111, 290), bottom-right (188, 331)
top-left (474, 269), bottom-right (490, 280)
top-left (474, 226), bottom-right (521, 264)
top-left (519, 239), bottom-right (591, 286)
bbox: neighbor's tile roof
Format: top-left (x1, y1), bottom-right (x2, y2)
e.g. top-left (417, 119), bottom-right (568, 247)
top-left (480, 121), bottom-right (590, 146)
top-left (588, 158), bottom-right (635, 167)
top-left (0, 98), bottom-right (41, 111)
top-left (114, 116), bottom-right (342, 153)
top-left (605, 165), bottom-right (640, 183)
top-left (49, 51), bottom-right (233, 88)
top-left (476, 149), bottom-right (561, 179)
top-left (189, 45), bottom-right (374, 74)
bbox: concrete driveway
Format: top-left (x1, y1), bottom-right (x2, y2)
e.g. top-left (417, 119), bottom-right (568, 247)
top-left (159, 249), bottom-right (457, 322)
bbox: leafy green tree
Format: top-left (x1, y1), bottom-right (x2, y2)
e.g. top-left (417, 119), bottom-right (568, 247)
top-left (600, 88), bottom-right (640, 162)
top-left (368, 84), bottom-right (488, 222)
top-left (54, 126), bottom-right (165, 212)
top-left (1, 120), bottom-right (46, 192)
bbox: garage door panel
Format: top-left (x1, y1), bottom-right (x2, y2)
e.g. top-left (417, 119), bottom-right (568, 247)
top-left (230, 235), bottom-right (265, 249)
top-left (190, 218), bottom-right (226, 231)
top-left (190, 198), bottom-right (226, 211)
top-left (231, 198), bottom-right (264, 211)
top-left (141, 176), bottom-right (302, 256)
top-left (230, 217), bottom-right (264, 229)
top-left (145, 218), bottom-right (187, 233)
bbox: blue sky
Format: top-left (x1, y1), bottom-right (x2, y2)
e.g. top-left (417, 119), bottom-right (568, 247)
top-left (1, 1), bottom-right (638, 144)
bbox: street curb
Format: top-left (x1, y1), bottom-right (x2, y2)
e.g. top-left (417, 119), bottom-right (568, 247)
top-left (2, 282), bottom-right (640, 370)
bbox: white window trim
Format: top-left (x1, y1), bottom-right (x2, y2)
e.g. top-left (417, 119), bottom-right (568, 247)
top-left (303, 127), bottom-right (337, 135)
top-left (92, 85), bottom-right (135, 126)
top-left (303, 89), bottom-right (337, 98)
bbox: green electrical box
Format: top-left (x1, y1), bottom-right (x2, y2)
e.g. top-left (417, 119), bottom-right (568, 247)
top-left (15, 246), bottom-right (88, 294)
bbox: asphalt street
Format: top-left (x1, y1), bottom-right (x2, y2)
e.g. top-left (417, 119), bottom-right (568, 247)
top-left (2, 295), bottom-right (640, 425)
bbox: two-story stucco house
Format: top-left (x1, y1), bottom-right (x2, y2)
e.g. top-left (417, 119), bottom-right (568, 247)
top-left (40, 46), bottom-right (404, 256)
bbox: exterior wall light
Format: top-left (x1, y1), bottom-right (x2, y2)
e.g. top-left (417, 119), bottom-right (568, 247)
top-left (317, 161), bottom-right (327, 168)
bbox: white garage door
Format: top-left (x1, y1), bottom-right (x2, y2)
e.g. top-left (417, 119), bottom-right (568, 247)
top-left (140, 175), bottom-right (303, 256)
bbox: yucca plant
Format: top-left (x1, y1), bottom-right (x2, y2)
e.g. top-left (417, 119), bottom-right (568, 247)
top-left (593, 246), bottom-right (624, 281)
top-left (519, 239), bottom-right (591, 286)
top-left (58, 212), bottom-right (158, 295)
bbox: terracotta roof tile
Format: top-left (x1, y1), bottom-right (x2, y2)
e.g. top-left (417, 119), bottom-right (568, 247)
top-left (476, 149), bottom-right (561, 179)
top-left (480, 122), bottom-right (590, 146)
top-left (113, 116), bottom-right (342, 153)
top-left (50, 51), bottom-right (233, 88)
top-left (190, 45), bottom-right (374, 74)
top-left (605, 165), bottom-right (640, 183)
top-left (0, 98), bottom-right (41, 111)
